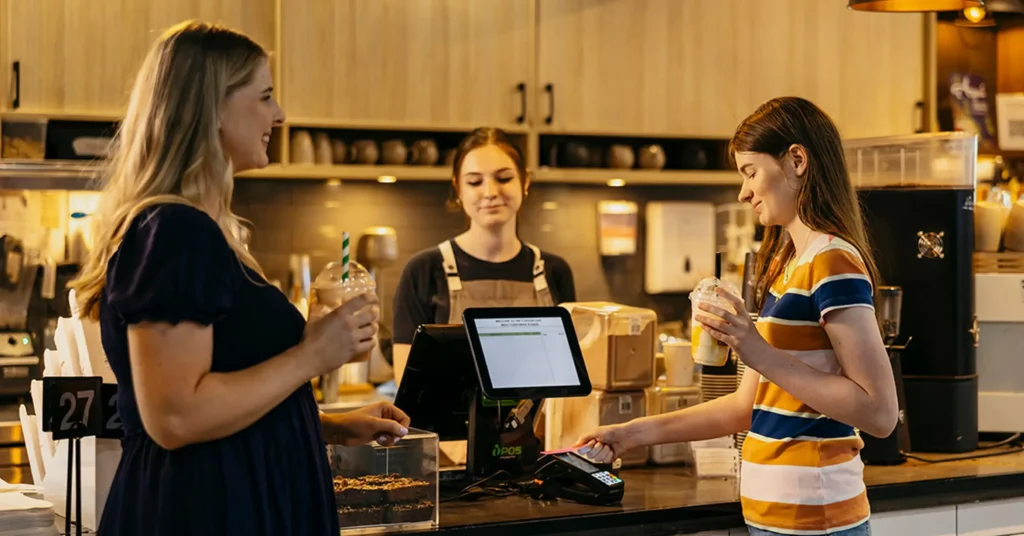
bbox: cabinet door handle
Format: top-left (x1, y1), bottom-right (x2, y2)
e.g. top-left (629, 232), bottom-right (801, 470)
top-left (12, 61), bottom-right (20, 110)
top-left (516, 82), bottom-right (526, 124)
top-left (544, 83), bottom-right (554, 125)
top-left (914, 100), bottom-right (924, 133)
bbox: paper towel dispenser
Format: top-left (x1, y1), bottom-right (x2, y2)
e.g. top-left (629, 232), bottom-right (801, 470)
top-left (644, 201), bottom-right (716, 294)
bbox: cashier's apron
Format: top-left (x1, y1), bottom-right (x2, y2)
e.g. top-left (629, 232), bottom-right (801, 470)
top-left (437, 239), bottom-right (554, 465)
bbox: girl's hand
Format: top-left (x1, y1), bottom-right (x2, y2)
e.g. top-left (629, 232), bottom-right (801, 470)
top-left (572, 423), bottom-right (637, 464)
top-left (693, 288), bottom-right (770, 367)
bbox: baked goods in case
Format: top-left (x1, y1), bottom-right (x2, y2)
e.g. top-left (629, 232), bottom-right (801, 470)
top-left (337, 504), bottom-right (385, 527)
top-left (334, 473), bottom-right (432, 505)
top-left (334, 473), bottom-right (435, 527)
top-left (386, 501), bottom-right (435, 524)
top-left (333, 476), bottom-right (385, 506)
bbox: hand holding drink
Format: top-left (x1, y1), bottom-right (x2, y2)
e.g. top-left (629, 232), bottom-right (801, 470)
top-left (691, 277), bottom-right (772, 369)
top-left (303, 292), bottom-right (379, 374)
top-left (689, 277), bottom-right (743, 367)
top-left (308, 231), bottom-right (379, 365)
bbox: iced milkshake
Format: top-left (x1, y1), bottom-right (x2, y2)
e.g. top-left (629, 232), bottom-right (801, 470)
top-left (689, 277), bottom-right (743, 367)
top-left (310, 259), bottom-right (378, 363)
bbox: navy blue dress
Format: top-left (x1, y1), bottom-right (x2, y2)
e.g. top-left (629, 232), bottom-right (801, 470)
top-left (97, 204), bottom-right (337, 536)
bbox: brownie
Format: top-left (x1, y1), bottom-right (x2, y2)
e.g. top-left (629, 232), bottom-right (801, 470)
top-left (333, 476), bottom-right (385, 507)
top-left (383, 478), bottom-right (432, 504)
top-left (385, 501), bottom-right (435, 524)
top-left (337, 504), bottom-right (385, 528)
top-left (334, 474), bottom-right (434, 514)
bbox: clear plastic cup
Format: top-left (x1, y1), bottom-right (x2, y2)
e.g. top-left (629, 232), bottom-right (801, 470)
top-left (688, 277), bottom-right (743, 367)
top-left (309, 260), bottom-right (377, 363)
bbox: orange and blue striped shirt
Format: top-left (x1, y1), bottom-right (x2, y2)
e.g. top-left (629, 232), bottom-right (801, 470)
top-left (740, 235), bottom-right (874, 535)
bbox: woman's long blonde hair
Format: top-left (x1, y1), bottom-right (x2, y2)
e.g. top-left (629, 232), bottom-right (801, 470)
top-left (70, 20), bottom-right (265, 320)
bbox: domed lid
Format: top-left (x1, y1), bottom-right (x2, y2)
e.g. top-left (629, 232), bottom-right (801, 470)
top-left (314, 260), bottom-right (376, 294)
top-left (688, 277), bottom-right (742, 307)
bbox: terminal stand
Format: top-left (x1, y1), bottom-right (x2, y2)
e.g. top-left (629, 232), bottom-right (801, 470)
top-left (466, 393), bottom-right (543, 479)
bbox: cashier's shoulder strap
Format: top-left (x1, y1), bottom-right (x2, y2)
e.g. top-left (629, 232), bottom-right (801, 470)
top-left (524, 243), bottom-right (549, 293)
top-left (437, 240), bottom-right (462, 291)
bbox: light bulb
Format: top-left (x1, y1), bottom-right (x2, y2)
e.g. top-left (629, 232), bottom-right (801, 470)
top-left (964, 6), bottom-right (986, 22)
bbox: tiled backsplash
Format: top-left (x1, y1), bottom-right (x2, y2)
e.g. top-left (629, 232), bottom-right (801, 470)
top-left (232, 179), bottom-right (741, 330)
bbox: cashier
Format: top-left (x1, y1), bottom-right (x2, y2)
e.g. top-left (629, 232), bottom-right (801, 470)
top-left (391, 127), bottom-right (577, 385)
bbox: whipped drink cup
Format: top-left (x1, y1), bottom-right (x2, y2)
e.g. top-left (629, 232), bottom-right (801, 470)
top-left (310, 259), bottom-right (377, 363)
top-left (689, 277), bottom-right (743, 367)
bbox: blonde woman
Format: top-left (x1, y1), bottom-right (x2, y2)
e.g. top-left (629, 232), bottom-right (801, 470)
top-left (70, 21), bottom-right (408, 535)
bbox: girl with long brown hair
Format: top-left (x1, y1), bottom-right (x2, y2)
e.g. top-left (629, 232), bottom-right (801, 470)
top-left (576, 97), bottom-right (897, 535)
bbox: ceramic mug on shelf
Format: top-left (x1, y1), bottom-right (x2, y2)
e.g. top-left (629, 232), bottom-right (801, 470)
top-left (381, 139), bottom-right (408, 165)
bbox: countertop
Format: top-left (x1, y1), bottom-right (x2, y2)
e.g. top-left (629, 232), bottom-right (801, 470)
top-left (9, 390), bottom-right (1024, 535)
top-left (402, 449), bottom-right (1024, 536)
top-left (39, 448), bottom-right (1024, 536)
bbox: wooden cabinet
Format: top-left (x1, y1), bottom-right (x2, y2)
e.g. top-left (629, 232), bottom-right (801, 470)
top-left (0, 0), bottom-right (934, 184)
top-left (0, 0), bottom-right (274, 116)
top-left (536, 0), bottom-right (925, 139)
top-left (537, 0), bottom-right (742, 137)
top-left (280, 0), bottom-right (532, 129)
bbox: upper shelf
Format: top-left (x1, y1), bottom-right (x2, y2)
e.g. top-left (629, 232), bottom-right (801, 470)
top-left (238, 164), bottom-right (451, 181)
top-left (533, 168), bottom-right (740, 186)
top-left (241, 165), bottom-right (741, 185)
top-left (284, 117), bottom-right (530, 135)
top-left (0, 160), bottom-right (741, 186)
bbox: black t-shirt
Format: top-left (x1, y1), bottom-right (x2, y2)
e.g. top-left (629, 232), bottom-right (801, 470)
top-left (391, 240), bottom-right (576, 344)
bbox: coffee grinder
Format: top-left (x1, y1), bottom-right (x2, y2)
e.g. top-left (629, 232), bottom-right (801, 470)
top-left (847, 132), bottom-right (979, 453)
top-left (861, 286), bottom-right (913, 465)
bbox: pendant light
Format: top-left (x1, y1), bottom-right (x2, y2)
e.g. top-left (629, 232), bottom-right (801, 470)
top-left (955, 6), bottom-right (997, 25)
top-left (953, 0), bottom-right (1024, 26)
top-left (848, 0), bottom-right (985, 11)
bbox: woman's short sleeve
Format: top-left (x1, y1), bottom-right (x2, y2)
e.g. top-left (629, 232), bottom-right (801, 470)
top-left (106, 204), bottom-right (238, 326)
top-left (810, 244), bottom-right (875, 323)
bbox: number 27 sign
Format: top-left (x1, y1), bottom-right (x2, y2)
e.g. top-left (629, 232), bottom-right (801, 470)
top-left (42, 377), bottom-right (120, 440)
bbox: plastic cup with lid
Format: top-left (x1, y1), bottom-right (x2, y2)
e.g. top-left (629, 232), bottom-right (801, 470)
top-left (688, 277), bottom-right (743, 367)
top-left (310, 259), bottom-right (377, 363)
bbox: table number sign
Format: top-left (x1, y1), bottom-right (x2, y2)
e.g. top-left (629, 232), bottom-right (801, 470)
top-left (41, 376), bottom-right (119, 536)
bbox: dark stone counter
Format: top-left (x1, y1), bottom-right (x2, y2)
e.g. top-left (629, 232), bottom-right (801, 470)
top-left (402, 450), bottom-right (1024, 536)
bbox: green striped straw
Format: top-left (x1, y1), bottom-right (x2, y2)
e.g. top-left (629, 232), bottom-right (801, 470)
top-left (341, 231), bottom-right (350, 282)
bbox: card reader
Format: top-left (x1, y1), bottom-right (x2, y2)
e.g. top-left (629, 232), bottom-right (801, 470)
top-left (532, 451), bottom-right (625, 506)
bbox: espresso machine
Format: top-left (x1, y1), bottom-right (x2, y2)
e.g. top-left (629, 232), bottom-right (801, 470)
top-left (860, 286), bottom-right (913, 465)
top-left (846, 132), bottom-right (979, 453)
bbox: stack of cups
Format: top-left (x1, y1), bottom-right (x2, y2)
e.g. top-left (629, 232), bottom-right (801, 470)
top-left (733, 312), bottom-right (757, 450)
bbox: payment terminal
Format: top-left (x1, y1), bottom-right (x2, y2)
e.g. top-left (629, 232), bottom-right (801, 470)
top-left (532, 450), bottom-right (625, 506)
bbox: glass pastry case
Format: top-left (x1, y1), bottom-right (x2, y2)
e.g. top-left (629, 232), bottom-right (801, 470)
top-left (327, 428), bottom-right (439, 534)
